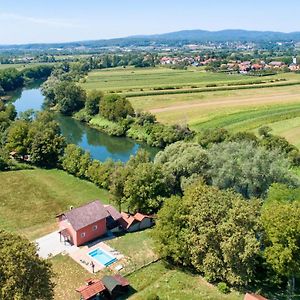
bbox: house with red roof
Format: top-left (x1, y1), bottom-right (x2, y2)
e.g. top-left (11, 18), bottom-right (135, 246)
top-left (57, 200), bottom-right (110, 246)
top-left (76, 279), bottom-right (106, 300)
top-left (119, 212), bottom-right (155, 232)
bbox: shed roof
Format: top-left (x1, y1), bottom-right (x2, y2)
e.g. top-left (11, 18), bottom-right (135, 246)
top-left (133, 212), bottom-right (153, 222)
top-left (102, 275), bottom-right (129, 293)
top-left (76, 279), bottom-right (106, 300)
top-left (104, 204), bottom-right (122, 221)
top-left (120, 212), bottom-right (137, 229)
top-left (244, 293), bottom-right (268, 300)
top-left (64, 200), bottom-right (109, 231)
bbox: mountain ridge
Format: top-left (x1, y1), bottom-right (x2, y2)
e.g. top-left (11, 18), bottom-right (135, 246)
top-left (1, 29), bottom-right (300, 49)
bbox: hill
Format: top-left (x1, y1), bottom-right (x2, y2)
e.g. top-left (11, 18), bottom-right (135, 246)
top-left (1, 29), bottom-right (300, 51)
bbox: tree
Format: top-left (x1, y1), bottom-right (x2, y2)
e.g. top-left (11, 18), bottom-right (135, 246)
top-left (25, 112), bottom-right (65, 168)
top-left (155, 141), bottom-right (208, 192)
top-left (99, 94), bottom-right (134, 122)
top-left (5, 120), bottom-right (30, 157)
top-left (196, 128), bottom-right (230, 148)
top-left (207, 141), bottom-right (298, 198)
top-left (85, 90), bottom-right (103, 116)
top-left (154, 181), bottom-right (262, 286)
top-left (109, 149), bottom-right (151, 211)
top-left (0, 230), bottom-right (54, 299)
top-left (55, 81), bottom-right (86, 115)
top-left (262, 201), bottom-right (300, 295)
top-left (124, 162), bottom-right (171, 213)
top-left (62, 144), bottom-right (85, 176)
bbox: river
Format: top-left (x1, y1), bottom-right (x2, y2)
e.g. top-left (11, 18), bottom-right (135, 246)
top-left (11, 87), bottom-right (158, 162)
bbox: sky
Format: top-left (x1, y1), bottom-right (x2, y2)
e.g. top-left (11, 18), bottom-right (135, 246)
top-left (0, 0), bottom-right (299, 44)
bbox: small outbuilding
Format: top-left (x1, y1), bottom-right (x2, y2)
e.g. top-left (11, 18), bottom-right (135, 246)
top-left (76, 278), bottom-right (106, 300)
top-left (119, 212), bottom-right (140, 232)
top-left (102, 274), bottom-right (130, 298)
top-left (133, 213), bottom-right (155, 230)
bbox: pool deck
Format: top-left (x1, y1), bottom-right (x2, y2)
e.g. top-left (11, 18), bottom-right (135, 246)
top-left (69, 241), bottom-right (124, 273)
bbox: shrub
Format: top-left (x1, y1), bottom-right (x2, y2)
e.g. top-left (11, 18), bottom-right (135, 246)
top-left (217, 282), bottom-right (230, 294)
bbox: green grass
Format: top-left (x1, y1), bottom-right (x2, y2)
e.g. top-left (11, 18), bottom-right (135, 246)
top-left (0, 62), bottom-right (55, 70)
top-left (107, 229), bottom-right (159, 274)
top-left (127, 261), bottom-right (243, 300)
top-left (193, 103), bottom-right (300, 131)
top-left (0, 169), bottom-right (109, 239)
top-left (82, 67), bottom-right (300, 148)
top-left (81, 67), bottom-right (297, 94)
top-left (51, 230), bottom-right (242, 300)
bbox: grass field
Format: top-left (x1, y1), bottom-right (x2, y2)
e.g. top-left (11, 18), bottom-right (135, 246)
top-left (0, 169), bottom-right (109, 239)
top-left (81, 66), bottom-right (298, 94)
top-left (82, 68), bottom-right (300, 148)
top-left (0, 62), bottom-right (55, 70)
top-left (128, 261), bottom-right (243, 300)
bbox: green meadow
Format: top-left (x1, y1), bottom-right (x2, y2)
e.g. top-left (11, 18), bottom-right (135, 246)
top-left (82, 67), bottom-right (300, 147)
top-left (0, 169), bottom-right (109, 239)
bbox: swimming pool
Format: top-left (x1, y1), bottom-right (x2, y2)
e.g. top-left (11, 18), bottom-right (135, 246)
top-left (88, 248), bottom-right (117, 267)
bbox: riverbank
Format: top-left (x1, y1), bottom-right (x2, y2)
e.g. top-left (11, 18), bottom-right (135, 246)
top-left (10, 87), bottom-right (158, 162)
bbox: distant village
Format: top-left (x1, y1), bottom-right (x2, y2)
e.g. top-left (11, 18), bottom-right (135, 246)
top-left (159, 55), bottom-right (300, 73)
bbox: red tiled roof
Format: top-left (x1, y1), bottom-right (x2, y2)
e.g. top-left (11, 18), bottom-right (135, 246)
top-left (63, 200), bottom-right (109, 231)
top-left (244, 293), bottom-right (268, 300)
top-left (76, 279), bottom-right (106, 300)
top-left (133, 212), bottom-right (153, 222)
top-left (113, 274), bottom-right (129, 287)
top-left (120, 212), bottom-right (137, 229)
top-left (104, 204), bottom-right (122, 221)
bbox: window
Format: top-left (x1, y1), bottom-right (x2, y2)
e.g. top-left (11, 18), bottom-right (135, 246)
top-left (80, 232), bottom-right (86, 238)
top-left (92, 225), bottom-right (98, 231)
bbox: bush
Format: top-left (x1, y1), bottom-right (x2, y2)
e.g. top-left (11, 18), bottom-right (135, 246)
top-left (74, 109), bottom-right (92, 122)
top-left (89, 116), bottom-right (126, 136)
top-left (217, 282), bottom-right (230, 294)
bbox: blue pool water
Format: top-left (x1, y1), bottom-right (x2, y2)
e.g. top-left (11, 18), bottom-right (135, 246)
top-left (88, 248), bottom-right (117, 266)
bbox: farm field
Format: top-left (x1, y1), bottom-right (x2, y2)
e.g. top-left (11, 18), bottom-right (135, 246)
top-left (0, 62), bottom-right (55, 70)
top-left (82, 67), bottom-right (300, 147)
top-left (0, 169), bottom-right (109, 239)
top-left (81, 66), bottom-right (299, 93)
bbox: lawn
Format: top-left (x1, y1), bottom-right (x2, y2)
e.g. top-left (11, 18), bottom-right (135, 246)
top-left (0, 169), bottom-right (109, 239)
top-left (51, 229), bottom-right (243, 300)
top-left (52, 229), bottom-right (158, 300)
top-left (127, 261), bottom-right (243, 300)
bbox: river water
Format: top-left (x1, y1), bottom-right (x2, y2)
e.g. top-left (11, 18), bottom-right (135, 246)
top-left (11, 87), bottom-right (158, 162)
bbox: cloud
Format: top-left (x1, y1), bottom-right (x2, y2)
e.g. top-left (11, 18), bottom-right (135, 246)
top-left (0, 13), bottom-right (83, 29)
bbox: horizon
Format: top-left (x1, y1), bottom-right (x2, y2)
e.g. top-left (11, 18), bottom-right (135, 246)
top-left (1, 28), bottom-right (300, 46)
top-left (0, 0), bottom-right (300, 44)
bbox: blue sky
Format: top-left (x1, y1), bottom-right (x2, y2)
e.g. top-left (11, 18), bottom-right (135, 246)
top-left (0, 0), bottom-right (299, 44)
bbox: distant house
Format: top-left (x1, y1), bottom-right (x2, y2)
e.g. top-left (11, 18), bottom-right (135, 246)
top-left (119, 212), bottom-right (155, 232)
top-left (57, 200), bottom-right (110, 246)
top-left (102, 274), bottom-right (130, 298)
top-left (244, 293), bottom-right (268, 300)
top-left (76, 279), bottom-right (106, 300)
